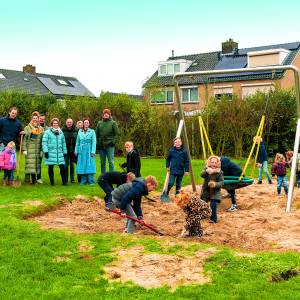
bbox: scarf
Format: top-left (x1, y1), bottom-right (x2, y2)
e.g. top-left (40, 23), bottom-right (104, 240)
top-left (29, 120), bottom-right (43, 135)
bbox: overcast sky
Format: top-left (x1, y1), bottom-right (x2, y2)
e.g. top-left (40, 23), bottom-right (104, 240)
top-left (1, 0), bottom-right (300, 96)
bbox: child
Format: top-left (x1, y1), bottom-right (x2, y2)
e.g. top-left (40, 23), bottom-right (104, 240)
top-left (166, 137), bottom-right (189, 196)
top-left (254, 137), bottom-right (272, 184)
top-left (0, 141), bottom-right (16, 186)
top-left (220, 156), bottom-right (242, 212)
top-left (271, 153), bottom-right (289, 196)
top-left (200, 155), bottom-right (224, 224)
top-left (175, 191), bottom-right (211, 238)
top-left (111, 176), bottom-right (158, 233)
top-left (98, 171), bottom-right (136, 209)
top-left (120, 141), bottom-right (141, 177)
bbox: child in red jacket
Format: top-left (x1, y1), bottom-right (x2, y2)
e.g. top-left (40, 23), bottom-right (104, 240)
top-left (0, 141), bottom-right (17, 186)
top-left (271, 153), bottom-right (289, 196)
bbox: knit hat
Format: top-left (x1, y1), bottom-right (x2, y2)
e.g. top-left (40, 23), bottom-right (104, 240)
top-left (102, 108), bottom-right (111, 116)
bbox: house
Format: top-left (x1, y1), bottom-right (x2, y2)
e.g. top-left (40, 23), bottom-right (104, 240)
top-left (144, 39), bottom-right (300, 112)
top-left (0, 64), bottom-right (95, 98)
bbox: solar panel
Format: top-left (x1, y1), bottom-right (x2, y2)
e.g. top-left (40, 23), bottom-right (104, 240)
top-left (214, 55), bottom-right (247, 70)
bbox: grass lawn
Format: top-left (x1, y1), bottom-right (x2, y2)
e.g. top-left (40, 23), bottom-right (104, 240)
top-left (0, 157), bottom-right (299, 299)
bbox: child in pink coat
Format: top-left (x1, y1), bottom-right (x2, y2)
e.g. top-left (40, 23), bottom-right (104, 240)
top-left (0, 141), bottom-right (16, 186)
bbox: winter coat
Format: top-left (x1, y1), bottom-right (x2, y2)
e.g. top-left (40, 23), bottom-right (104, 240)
top-left (271, 162), bottom-right (289, 176)
top-left (200, 168), bottom-right (224, 202)
top-left (62, 125), bottom-right (77, 154)
top-left (0, 116), bottom-right (22, 146)
top-left (166, 146), bottom-right (189, 175)
top-left (257, 142), bottom-right (268, 163)
top-left (111, 182), bottom-right (132, 202)
top-left (0, 147), bottom-right (16, 170)
top-left (114, 178), bottom-right (148, 218)
top-left (75, 128), bottom-right (96, 174)
top-left (220, 156), bottom-right (242, 177)
top-left (98, 171), bottom-right (127, 187)
top-left (121, 149), bottom-right (141, 177)
top-left (42, 128), bottom-right (67, 165)
top-left (95, 118), bottom-right (119, 149)
top-left (22, 122), bottom-right (44, 174)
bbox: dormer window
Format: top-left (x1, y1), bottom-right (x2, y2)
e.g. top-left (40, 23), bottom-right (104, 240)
top-left (0, 73), bottom-right (6, 80)
top-left (158, 59), bottom-right (192, 76)
top-left (248, 49), bottom-right (290, 68)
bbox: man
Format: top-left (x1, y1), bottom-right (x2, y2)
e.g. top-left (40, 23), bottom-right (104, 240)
top-left (96, 108), bottom-right (119, 174)
top-left (0, 107), bottom-right (23, 149)
top-left (62, 118), bottom-right (77, 183)
top-left (39, 114), bottom-right (48, 130)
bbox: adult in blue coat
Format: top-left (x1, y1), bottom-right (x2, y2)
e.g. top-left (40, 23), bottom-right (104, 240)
top-left (42, 118), bottom-right (67, 186)
top-left (255, 137), bottom-right (272, 184)
top-left (75, 118), bottom-right (96, 185)
top-left (0, 107), bottom-right (23, 149)
top-left (166, 137), bottom-right (189, 195)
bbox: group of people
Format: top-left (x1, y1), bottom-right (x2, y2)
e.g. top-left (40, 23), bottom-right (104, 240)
top-left (0, 106), bottom-right (298, 237)
top-left (0, 107), bottom-right (123, 186)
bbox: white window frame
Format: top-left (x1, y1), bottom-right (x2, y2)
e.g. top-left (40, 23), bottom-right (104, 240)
top-left (150, 89), bottom-right (174, 104)
top-left (181, 86), bottom-right (199, 103)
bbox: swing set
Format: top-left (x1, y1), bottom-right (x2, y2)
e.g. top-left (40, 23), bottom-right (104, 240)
top-left (173, 65), bottom-right (300, 212)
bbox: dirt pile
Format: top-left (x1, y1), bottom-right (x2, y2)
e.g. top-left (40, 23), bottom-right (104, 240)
top-left (30, 183), bottom-right (300, 252)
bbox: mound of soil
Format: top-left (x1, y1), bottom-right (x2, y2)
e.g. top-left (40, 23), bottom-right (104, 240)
top-left (30, 183), bottom-right (300, 252)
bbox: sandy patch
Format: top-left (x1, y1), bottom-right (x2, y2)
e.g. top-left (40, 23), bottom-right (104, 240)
top-left (30, 182), bottom-right (300, 252)
top-left (23, 200), bottom-right (44, 206)
top-left (104, 246), bottom-right (214, 289)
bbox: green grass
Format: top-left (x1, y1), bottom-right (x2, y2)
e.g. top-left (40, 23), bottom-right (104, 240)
top-left (0, 157), bottom-right (299, 299)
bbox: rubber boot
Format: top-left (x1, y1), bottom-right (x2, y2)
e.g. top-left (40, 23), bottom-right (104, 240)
top-left (2, 179), bottom-right (8, 186)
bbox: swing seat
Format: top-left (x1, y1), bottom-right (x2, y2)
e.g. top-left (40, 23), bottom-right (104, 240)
top-left (223, 176), bottom-right (253, 190)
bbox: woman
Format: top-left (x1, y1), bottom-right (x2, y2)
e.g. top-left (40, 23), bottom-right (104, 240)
top-left (22, 111), bottom-right (44, 184)
top-left (75, 118), bottom-right (96, 185)
top-left (42, 118), bottom-right (67, 186)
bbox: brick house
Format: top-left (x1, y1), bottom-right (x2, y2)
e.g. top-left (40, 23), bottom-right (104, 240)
top-left (0, 64), bottom-right (95, 98)
top-left (144, 40), bottom-right (300, 112)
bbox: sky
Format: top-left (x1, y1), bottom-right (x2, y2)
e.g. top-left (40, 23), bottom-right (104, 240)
top-left (1, 0), bottom-right (300, 96)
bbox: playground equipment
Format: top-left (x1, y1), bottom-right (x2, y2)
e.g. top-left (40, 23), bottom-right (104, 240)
top-left (174, 65), bottom-right (300, 212)
top-left (160, 119), bottom-right (184, 202)
top-left (198, 115), bottom-right (254, 189)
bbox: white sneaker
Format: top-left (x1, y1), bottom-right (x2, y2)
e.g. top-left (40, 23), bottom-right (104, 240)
top-left (37, 179), bottom-right (43, 184)
top-left (228, 204), bottom-right (238, 212)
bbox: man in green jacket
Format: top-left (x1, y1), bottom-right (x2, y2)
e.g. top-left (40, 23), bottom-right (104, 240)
top-left (96, 108), bottom-right (119, 174)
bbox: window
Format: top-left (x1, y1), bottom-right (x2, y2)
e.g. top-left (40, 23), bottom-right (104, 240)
top-left (0, 73), bottom-right (6, 79)
top-left (57, 79), bottom-right (68, 85)
top-left (241, 83), bottom-right (274, 99)
top-left (160, 65), bottom-right (166, 75)
top-left (174, 63), bottom-right (180, 73)
top-left (213, 86), bottom-right (233, 101)
top-left (181, 87), bottom-right (198, 103)
top-left (150, 90), bottom-right (174, 104)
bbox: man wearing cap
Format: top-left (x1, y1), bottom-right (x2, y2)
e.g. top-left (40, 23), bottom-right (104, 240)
top-left (96, 108), bottom-right (119, 174)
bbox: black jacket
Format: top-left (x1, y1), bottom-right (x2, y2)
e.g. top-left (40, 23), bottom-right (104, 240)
top-left (62, 125), bottom-right (77, 154)
top-left (166, 145), bottom-right (189, 175)
top-left (0, 116), bottom-right (22, 146)
top-left (98, 171), bottom-right (127, 186)
top-left (220, 156), bottom-right (242, 177)
top-left (121, 149), bottom-right (141, 177)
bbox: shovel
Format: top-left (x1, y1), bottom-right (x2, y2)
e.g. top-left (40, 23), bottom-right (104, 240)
top-left (108, 208), bottom-right (164, 235)
top-left (14, 133), bottom-right (24, 187)
top-left (160, 167), bottom-right (170, 202)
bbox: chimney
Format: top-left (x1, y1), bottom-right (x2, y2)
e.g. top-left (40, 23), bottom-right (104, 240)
top-left (172, 50), bottom-right (174, 57)
top-left (221, 38), bottom-right (238, 54)
top-left (23, 64), bottom-right (36, 75)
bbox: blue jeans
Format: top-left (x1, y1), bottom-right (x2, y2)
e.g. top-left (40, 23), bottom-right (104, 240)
top-left (80, 174), bottom-right (95, 185)
top-left (210, 200), bottom-right (218, 223)
top-left (258, 161), bottom-right (271, 181)
top-left (112, 198), bottom-right (137, 233)
top-left (3, 170), bottom-right (14, 181)
top-left (99, 147), bottom-right (115, 174)
top-left (167, 174), bottom-right (183, 195)
top-left (277, 175), bottom-right (288, 194)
